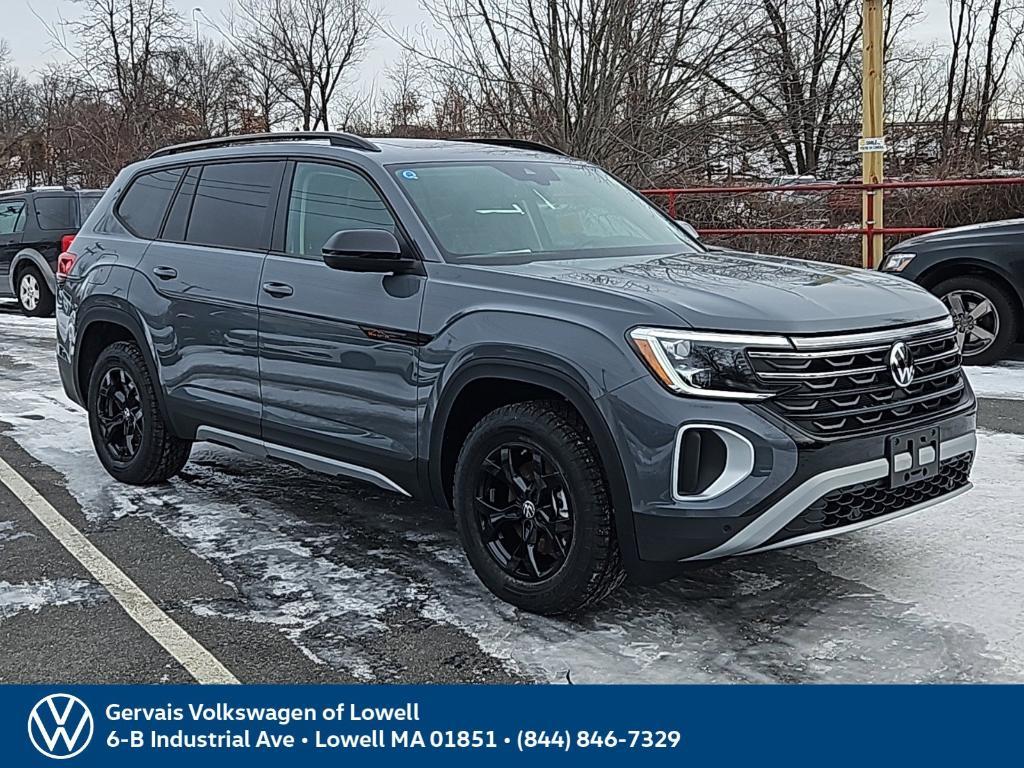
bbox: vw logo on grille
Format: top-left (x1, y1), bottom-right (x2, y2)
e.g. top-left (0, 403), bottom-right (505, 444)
top-left (888, 341), bottom-right (915, 388)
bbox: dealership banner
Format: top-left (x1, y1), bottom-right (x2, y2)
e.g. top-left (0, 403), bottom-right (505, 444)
top-left (2, 684), bottom-right (1020, 766)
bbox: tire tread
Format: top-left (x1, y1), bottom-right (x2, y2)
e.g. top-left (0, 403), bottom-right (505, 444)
top-left (89, 341), bottom-right (191, 484)
top-left (455, 399), bottom-right (626, 615)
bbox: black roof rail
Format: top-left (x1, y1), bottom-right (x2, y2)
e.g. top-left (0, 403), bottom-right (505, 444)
top-left (452, 137), bottom-right (568, 156)
top-left (148, 131), bottom-right (380, 159)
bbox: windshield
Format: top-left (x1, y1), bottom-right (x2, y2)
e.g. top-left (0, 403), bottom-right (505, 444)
top-left (391, 161), bottom-right (696, 263)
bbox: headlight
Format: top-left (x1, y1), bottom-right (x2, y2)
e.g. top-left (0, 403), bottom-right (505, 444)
top-left (881, 252), bottom-right (916, 272)
top-left (627, 328), bottom-right (788, 400)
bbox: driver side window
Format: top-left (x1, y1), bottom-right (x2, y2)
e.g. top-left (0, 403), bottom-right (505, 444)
top-left (0, 200), bottom-right (25, 236)
top-left (285, 163), bottom-right (395, 259)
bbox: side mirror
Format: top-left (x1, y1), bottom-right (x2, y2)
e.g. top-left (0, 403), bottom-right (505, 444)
top-left (321, 229), bottom-right (416, 274)
top-left (675, 220), bottom-right (701, 241)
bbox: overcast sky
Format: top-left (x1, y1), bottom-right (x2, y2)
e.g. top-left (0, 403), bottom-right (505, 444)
top-left (7, 0), bottom-right (952, 89)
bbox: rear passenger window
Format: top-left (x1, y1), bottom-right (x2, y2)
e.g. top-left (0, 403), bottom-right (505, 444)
top-left (118, 168), bottom-right (184, 238)
top-left (186, 161), bottom-right (283, 251)
top-left (34, 197), bottom-right (77, 230)
top-left (286, 162), bottom-right (395, 258)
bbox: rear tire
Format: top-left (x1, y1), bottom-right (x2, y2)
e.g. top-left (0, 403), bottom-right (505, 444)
top-left (16, 265), bottom-right (55, 317)
top-left (453, 400), bottom-right (626, 615)
top-left (933, 276), bottom-right (1018, 366)
top-left (88, 341), bottom-right (192, 484)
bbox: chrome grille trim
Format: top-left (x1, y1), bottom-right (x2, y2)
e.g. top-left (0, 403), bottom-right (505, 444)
top-left (749, 318), bottom-right (967, 438)
top-left (757, 363), bottom-right (888, 381)
top-left (786, 316), bottom-right (953, 350)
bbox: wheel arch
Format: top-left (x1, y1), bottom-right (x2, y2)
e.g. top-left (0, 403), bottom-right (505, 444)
top-left (428, 359), bottom-right (642, 571)
top-left (74, 303), bottom-right (172, 425)
top-left (9, 249), bottom-right (56, 296)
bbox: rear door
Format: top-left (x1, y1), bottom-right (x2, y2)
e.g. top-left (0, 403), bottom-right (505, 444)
top-left (132, 159), bottom-right (285, 438)
top-left (0, 199), bottom-right (26, 290)
top-left (257, 159), bottom-right (425, 493)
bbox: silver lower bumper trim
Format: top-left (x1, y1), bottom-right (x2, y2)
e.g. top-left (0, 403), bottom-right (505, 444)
top-left (739, 482), bottom-right (972, 556)
top-left (683, 431), bottom-right (977, 561)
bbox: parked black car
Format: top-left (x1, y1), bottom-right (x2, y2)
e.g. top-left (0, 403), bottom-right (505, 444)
top-left (881, 220), bottom-right (1024, 364)
top-left (56, 133), bottom-right (976, 614)
top-left (0, 186), bottom-right (104, 316)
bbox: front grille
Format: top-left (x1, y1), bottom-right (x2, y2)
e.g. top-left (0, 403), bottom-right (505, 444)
top-left (768, 452), bottom-right (973, 546)
top-left (749, 324), bottom-right (967, 438)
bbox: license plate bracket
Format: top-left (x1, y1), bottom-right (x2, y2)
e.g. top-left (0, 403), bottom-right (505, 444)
top-left (887, 427), bottom-right (940, 489)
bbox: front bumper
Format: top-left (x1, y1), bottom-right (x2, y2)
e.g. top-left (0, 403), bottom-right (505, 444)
top-left (600, 374), bottom-right (976, 562)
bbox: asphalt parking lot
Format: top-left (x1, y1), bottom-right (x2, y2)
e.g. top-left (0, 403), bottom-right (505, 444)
top-left (2, 302), bottom-right (1023, 683)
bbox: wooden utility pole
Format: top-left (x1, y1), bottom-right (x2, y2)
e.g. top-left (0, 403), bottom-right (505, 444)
top-left (861, 0), bottom-right (885, 268)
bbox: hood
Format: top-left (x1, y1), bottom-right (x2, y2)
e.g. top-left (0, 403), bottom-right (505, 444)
top-left (895, 218), bottom-right (1024, 250)
top-left (495, 250), bottom-right (948, 334)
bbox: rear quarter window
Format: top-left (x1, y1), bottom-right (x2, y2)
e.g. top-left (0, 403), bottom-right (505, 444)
top-left (79, 194), bottom-right (102, 225)
top-left (116, 168), bottom-right (184, 239)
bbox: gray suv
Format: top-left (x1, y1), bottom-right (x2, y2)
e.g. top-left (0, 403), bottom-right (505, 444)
top-left (56, 132), bottom-right (977, 614)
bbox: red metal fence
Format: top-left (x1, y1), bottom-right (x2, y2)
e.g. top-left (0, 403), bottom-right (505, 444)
top-left (642, 177), bottom-right (1024, 268)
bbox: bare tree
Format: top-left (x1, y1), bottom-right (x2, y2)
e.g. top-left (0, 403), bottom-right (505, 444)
top-left (0, 41), bottom-right (35, 180)
top-left (168, 38), bottom-right (246, 138)
top-left (409, 0), bottom-right (744, 184)
top-left (973, 0), bottom-right (1024, 154)
top-left (234, 0), bottom-right (374, 130)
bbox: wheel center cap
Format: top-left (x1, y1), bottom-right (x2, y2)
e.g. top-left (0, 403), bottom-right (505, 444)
top-left (522, 501), bottom-right (536, 519)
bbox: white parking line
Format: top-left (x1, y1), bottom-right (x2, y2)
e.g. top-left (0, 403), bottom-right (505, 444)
top-left (0, 455), bottom-right (239, 684)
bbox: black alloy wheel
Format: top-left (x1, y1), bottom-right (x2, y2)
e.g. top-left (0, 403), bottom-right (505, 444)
top-left (95, 366), bottom-right (144, 462)
top-left (474, 442), bottom-right (574, 582)
top-left (453, 400), bottom-right (626, 615)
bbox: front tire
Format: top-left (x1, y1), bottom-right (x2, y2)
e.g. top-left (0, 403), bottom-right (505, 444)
top-left (934, 276), bottom-right (1019, 366)
top-left (453, 400), bottom-right (626, 615)
top-left (16, 265), bottom-right (55, 317)
top-left (88, 341), bottom-right (192, 484)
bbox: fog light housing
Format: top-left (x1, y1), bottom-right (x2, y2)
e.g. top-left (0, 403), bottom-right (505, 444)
top-left (674, 425), bottom-right (755, 501)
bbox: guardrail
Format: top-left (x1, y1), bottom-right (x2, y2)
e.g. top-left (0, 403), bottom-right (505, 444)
top-left (642, 177), bottom-right (1024, 268)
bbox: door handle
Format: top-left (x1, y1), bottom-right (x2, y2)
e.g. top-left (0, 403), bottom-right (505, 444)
top-left (152, 266), bottom-right (177, 280)
top-left (262, 282), bottom-right (294, 298)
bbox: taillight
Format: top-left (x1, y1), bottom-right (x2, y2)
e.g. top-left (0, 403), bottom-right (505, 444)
top-left (61, 234), bottom-right (75, 253)
top-left (57, 251), bottom-right (77, 281)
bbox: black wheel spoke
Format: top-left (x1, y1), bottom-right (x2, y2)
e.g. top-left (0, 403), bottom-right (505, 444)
top-left (525, 544), bottom-right (542, 579)
top-left (95, 365), bottom-right (145, 463)
top-left (473, 439), bottom-right (574, 583)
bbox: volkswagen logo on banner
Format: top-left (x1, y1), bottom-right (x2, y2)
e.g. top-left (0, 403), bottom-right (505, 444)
top-left (888, 341), bottom-right (915, 388)
top-left (27, 693), bottom-right (94, 760)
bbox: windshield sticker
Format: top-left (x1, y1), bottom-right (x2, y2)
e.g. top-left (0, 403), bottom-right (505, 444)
top-left (399, 169), bottom-right (418, 180)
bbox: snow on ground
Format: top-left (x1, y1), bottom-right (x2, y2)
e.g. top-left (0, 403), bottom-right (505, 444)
top-left (0, 579), bottom-right (106, 619)
top-left (964, 360), bottom-right (1024, 400)
top-left (1, 308), bottom-right (1023, 681)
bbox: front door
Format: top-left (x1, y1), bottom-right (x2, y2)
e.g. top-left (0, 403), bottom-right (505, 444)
top-left (258, 160), bottom-right (425, 494)
top-left (135, 160), bottom-right (285, 438)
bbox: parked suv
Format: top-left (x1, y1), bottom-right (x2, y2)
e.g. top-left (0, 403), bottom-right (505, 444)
top-left (56, 133), bottom-right (977, 614)
top-left (0, 186), bottom-right (104, 316)
top-left (880, 220), bottom-right (1024, 365)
